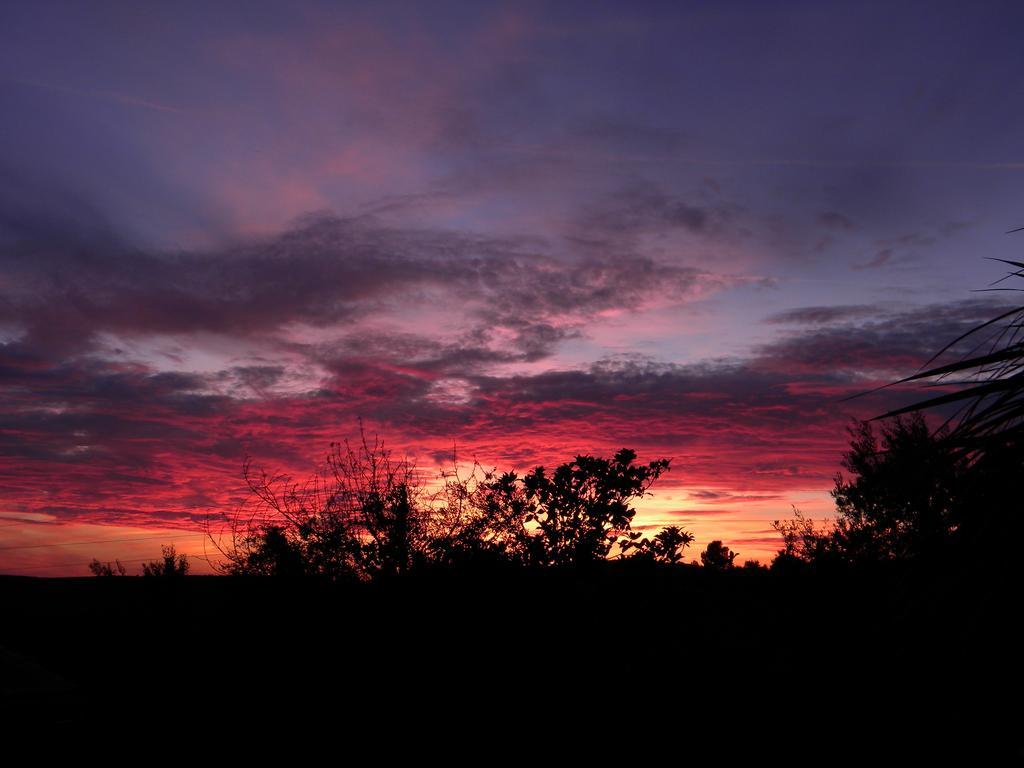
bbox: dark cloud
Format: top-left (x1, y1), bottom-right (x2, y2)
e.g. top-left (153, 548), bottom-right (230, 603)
top-left (689, 490), bottom-right (727, 500)
top-left (818, 211), bottom-right (854, 231)
top-left (578, 181), bottom-right (742, 240)
top-left (852, 228), bottom-right (964, 271)
top-left (221, 365), bottom-right (287, 397)
top-left (854, 249), bottom-right (893, 270)
top-left (689, 491), bottom-right (783, 503)
top-left (766, 305), bottom-right (878, 325)
top-left (0, 207), bottom-right (723, 361)
top-left (756, 299), bottom-right (1014, 376)
top-left (0, 211), bottom-right (486, 343)
top-left (0, 163), bottom-right (116, 247)
top-left (316, 320), bottom-right (579, 379)
top-left (566, 118), bottom-right (689, 157)
top-left (0, 344), bottom-right (225, 463)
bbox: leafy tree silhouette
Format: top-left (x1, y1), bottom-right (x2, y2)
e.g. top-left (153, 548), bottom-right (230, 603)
top-left (620, 524), bottom-right (694, 564)
top-left (700, 540), bottom-right (737, 570)
top-left (830, 414), bottom-right (966, 562)
top-left (772, 414), bottom-right (967, 566)
top-left (469, 449), bottom-right (673, 567)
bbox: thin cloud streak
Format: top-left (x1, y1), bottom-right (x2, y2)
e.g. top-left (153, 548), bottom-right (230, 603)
top-left (2, 76), bottom-right (183, 114)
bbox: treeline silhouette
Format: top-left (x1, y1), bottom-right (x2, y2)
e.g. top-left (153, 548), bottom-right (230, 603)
top-left (203, 436), bottom-right (701, 580)
top-left (189, 410), bottom-right (1016, 584)
top-left (89, 544), bottom-right (189, 579)
top-left (4, 266), bottom-right (1023, 752)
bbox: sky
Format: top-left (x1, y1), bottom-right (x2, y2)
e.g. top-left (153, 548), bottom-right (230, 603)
top-left (2, 0), bottom-right (1023, 575)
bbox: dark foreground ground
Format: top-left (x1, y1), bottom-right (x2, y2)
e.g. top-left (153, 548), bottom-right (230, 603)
top-left (1, 562), bottom-right (1020, 755)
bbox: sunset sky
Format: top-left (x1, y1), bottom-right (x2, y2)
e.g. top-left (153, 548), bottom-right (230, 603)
top-left (2, 1), bottom-right (1022, 574)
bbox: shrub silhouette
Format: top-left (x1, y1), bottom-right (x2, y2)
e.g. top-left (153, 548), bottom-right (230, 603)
top-left (772, 508), bottom-right (835, 566)
top-left (700, 540), bottom-right (737, 570)
top-left (238, 524), bottom-right (309, 578)
top-left (620, 524), bottom-right (694, 564)
top-left (649, 525), bottom-right (694, 564)
top-left (208, 429), bottom-right (423, 581)
top-left (141, 545), bottom-right (189, 578)
top-left (88, 559), bottom-right (127, 577)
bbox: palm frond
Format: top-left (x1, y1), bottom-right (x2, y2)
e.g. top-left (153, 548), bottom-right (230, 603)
top-left (880, 262), bottom-right (1024, 454)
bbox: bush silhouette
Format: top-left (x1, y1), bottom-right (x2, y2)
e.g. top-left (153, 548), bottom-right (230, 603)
top-left (772, 508), bottom-right (834, 566)
top-left (88, 559), bottom-right (127, 577)
top-left (620, 524), bottom-right (694, 564)
top-left (700, 540), bottom-right (737, 570)
top-left (208, 428), bottom-right (425, 581)
top-left (141, 545), bottom-right (189, 578)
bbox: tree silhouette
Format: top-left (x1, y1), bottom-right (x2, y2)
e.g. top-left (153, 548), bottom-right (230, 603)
top-left (772, 507), bottom-right (834, 566)
top-left (326, 433), bottom-right (425, 577)
top-left (423, 461), bottom-right (537, 567)
top-left (772, 414), bottom-right (968, 566)
top-left (207, 427), bottom-right (424, 581)
top-left (647, 525), bottom-right (694, 564)
top-left (830, 414), bottom-right (966, 562)
top-left (620, 524), bottom-right (694, 564)
top-left (235, 524), bottom-right (309, 578)
top-left (142, 545), bottom-right (189, 577)
top-left (468, 449), bottom-right (673, 567)
top-left (700, 540), bottom-right (737, 570)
